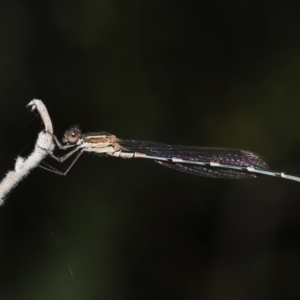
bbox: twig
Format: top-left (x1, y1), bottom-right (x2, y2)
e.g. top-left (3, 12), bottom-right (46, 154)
top-left (0, 99), bottom-right (54, 205)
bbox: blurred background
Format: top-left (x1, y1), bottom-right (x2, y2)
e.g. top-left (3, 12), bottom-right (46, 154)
top-left (1, 1), bottom-right (300, 299)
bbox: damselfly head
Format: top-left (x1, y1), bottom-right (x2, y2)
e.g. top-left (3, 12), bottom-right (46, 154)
top-left (62, 127), bottom-right (82, 145)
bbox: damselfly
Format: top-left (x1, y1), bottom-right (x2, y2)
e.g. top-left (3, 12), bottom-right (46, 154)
top-left (42, 127), bottom-right (300, 182)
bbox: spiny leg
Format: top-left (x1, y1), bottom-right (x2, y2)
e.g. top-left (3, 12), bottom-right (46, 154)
top-left (39, 132), bottom-right (84, 175)
top-left (39, 150), bottom-right (84, 176)
top-left (48, 146), bottom-right (82, 163)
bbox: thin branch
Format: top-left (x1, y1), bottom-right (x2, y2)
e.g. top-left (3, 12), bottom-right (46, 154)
top-left (0, 99), bottom-right (54, 205)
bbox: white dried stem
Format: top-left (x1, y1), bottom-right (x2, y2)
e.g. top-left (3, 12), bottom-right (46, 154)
top-left (0, 99), bottom-right (54, 205)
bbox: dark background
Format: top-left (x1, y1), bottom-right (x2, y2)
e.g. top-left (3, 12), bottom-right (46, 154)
top-left (1, 1), bottom-right (300, 299)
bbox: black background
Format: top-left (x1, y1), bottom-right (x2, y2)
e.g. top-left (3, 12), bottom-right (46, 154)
top-left (1, 1), bottom-right (300, 299)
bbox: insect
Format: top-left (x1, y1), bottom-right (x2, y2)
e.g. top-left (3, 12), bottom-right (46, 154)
top-left (41, 127), bottom-right (300, 182)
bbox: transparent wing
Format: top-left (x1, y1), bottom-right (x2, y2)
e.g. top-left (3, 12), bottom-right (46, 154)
top-left (118, 139), bottom-right (269, 179)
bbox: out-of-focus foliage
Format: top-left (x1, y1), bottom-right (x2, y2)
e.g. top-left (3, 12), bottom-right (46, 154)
top-left (1, 1), bottom-right (300, 299)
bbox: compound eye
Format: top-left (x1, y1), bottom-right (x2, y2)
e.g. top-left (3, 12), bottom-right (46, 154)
top-left (68, 130), bottom-right (80, 143)
top-left (63, 128), bottom-right (81, 144)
